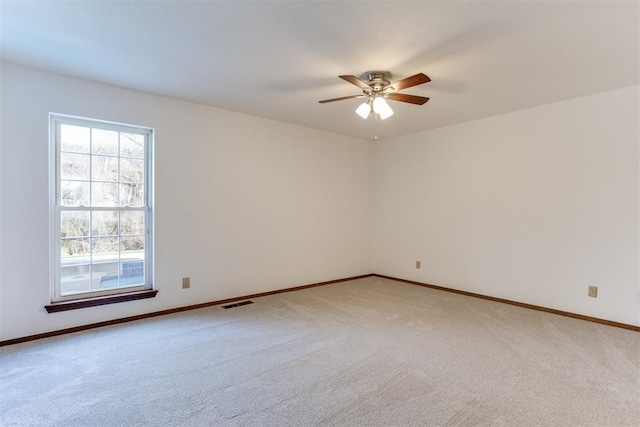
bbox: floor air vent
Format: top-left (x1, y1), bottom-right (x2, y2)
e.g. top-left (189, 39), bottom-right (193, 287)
top-left (222, 300), bottom-right (254, 309)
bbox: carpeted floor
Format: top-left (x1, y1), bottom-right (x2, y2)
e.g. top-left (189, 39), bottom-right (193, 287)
top-left (1, 276), bottom-right (639, 426)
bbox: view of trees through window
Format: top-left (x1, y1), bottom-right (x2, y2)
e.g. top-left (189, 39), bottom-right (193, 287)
top-left (56, 121), bottom-right (149, 296)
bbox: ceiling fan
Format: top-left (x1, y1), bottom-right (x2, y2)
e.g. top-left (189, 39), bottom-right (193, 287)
top-left (319, 71), bottom-right (431, 120)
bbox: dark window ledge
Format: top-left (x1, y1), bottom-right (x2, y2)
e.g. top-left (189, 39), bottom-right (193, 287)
top-left (45, 290), bottom-right (158, 313)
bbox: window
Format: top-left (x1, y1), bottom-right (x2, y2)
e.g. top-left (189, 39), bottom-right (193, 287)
top-left (50, 114), bottom-right (153, 302)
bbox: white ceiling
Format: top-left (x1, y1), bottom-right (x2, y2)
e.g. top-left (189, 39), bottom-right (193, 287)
top-left (1, 1), bottom-right (638, 141)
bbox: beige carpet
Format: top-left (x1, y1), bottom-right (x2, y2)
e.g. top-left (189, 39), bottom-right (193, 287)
top-left (1, 276), bottom-right (639, 426)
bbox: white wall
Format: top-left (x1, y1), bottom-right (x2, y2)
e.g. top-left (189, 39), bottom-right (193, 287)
top-left (373, 86), bottom-right (640, 326)
top-left (2, 63), bottom-right (637, 342)
top-left (0, 63), bottom-right (373, 341)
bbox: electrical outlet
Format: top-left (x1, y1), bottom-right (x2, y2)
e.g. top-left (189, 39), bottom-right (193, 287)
top-left (182, 277), bottom-right (190, 289)
top-left (588, 285), bottom-right (597, 298)
top-left (416, 261), bottom-right (421, 269)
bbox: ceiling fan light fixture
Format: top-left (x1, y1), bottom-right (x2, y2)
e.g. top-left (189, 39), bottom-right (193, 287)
top-left (355, 102), bottom-right (371, 119)
top-left (373, 96), bottom-right (394, 120)
top-left (319, 72), bottom-right (430, 127)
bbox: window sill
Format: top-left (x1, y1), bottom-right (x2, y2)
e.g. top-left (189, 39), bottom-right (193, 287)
top-left (45, 289), bottom-right (158, 313)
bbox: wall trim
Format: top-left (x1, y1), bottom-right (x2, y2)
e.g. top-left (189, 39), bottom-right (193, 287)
top-left (374, 274), bottom-right (640, 332)
top-left (3, 272), bottom-right (637, 347)
top-left (0, 274), bottom-right (373, 347)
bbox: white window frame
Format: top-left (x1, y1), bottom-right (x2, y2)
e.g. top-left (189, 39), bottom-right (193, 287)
top-left (50, 114), bottom-right (154, 302)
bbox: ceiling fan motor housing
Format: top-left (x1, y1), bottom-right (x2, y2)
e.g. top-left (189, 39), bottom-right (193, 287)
top-left (363, 71), bottom-right (392, 94)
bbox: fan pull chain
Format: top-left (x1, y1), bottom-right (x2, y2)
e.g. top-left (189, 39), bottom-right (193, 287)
top-left (374, 112), bottom-right (379, 140)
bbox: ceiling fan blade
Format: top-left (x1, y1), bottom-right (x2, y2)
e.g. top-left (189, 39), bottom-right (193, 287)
top-left (388, 73), bottom-right (431, 91)
top-left (339, 75), bottom-right (371, 90)
top-left (386, 93), bottom-right (430, 105)
top-left (318, 94), bottom-right (365, 104)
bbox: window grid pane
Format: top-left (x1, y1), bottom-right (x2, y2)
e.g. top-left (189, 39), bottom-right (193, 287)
top-left (59, 210), bottom-right (147, 295)
top-left (54, 115), bottom-right (151, 299)
top-left (60, 124), bottom-right (90, 153)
